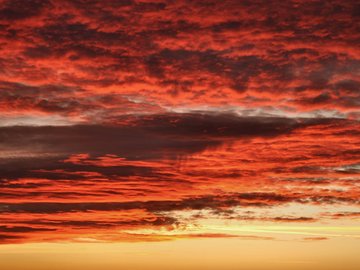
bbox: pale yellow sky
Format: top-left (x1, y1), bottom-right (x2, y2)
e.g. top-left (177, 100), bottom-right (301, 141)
top-left (1, 236), bottom-right (359, 270)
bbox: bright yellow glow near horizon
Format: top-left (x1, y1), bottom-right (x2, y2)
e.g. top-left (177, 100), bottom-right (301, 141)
top-left (1, 236), bottom-right (360, 270)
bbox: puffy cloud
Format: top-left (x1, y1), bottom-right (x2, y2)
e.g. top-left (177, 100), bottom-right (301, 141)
top-left (0, 0), bottom-right (358, 123)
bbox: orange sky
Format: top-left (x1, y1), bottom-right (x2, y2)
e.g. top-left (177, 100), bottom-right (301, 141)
top-left (1, 237), bottom-right (360, 270)
top-left (0, 0), bottom-right (359, 269)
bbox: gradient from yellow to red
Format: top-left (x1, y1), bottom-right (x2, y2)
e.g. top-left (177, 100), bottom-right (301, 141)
top-left (0, 0), bottom-right (359, 269)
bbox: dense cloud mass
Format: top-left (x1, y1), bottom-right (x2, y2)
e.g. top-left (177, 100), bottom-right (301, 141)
top-left (0, 0), bottom-right (359, 121)
top-left (0, 0), bottom-right (359, 243)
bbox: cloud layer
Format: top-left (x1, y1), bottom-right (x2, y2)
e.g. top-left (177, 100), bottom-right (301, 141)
top-left (0, 0), bottom-right (359, 243)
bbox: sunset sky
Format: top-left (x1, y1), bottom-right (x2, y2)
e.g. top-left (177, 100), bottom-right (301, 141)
top-left (0, 0), bottom-right (359, 269)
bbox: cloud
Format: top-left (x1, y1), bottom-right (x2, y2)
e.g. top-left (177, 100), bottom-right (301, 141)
top-left (0, 225), bottom-right (56, 233)
top-left (0, 234), bottom-right (22, 243)
top-left (0, 0), bottom-right (358, 123)
top-left (0, 0), bottom-right (359, 244)
top-left (1, 192), bottom-right (357, 215)
top-left (0, 0), bottom-right (49, 21)
top-left (1, 113), bottom-right (333, 181)
top-left (303, 237), bottom-right (329, 241)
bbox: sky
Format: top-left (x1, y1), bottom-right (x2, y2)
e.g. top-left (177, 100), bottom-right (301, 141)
top-left (0, 0), bottom-right (359, 269)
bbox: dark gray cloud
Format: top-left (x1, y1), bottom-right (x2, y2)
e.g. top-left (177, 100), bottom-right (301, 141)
top-left (0, 114), bottom-right (341, 181)
top-left (2, 192), bottom-right (358, 215)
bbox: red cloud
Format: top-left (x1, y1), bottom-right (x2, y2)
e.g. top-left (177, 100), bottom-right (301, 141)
top-left (0, 0), bottom-right (359, 244)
